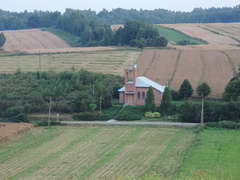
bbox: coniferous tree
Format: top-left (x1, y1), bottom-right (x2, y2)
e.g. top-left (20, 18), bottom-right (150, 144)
top-left (159, 87), bottom-right (173, 116)
top-left (179, 79), bottom-right (193, 100)
top-left (145, 87), bottom-right (155, 112)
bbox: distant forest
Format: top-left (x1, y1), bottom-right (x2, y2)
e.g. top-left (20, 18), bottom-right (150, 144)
top-left (0, 5), bottom-right (239, 46)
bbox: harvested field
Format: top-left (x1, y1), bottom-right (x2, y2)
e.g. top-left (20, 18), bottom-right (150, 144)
top-left (0, 123), bottom-right (33, 142)
top-left (0, 126), bottom-right (194, 179)
top-left (137, 48), bottom-right (240, 98)
top-left (1, 29), bottom-right (70, 52)
top-left (162, 23), bottom-right (240, 45)
top-left (0, 49), bottom-right (141, 75)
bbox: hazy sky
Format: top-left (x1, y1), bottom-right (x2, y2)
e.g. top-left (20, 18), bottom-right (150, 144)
top-left (1, 0), bottom-right (239, 12)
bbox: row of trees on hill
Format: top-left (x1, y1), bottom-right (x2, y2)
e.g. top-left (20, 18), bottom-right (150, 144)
top-left (99, 6), bottom-right (240, 24)
top-left (1, 5), bottom-right (240, 31)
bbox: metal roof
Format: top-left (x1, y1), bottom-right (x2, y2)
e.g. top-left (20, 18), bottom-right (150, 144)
top-left (136, 76), bottom-right (165, 93)
top-left (118, 76), bottom-right (166, 93)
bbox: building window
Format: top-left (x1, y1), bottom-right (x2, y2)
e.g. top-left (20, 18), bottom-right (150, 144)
top-left (137, 92), bottom-right (141, 99)
top-left (142, 92), bottom-right (146, 99)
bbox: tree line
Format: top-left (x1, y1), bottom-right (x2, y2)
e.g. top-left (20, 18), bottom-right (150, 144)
top-left (99, 6), bottom-right (240, 24)
top-left (0, 70), bottom-right (123, 122)
top-left (0, 6), bottom-right (240, 46)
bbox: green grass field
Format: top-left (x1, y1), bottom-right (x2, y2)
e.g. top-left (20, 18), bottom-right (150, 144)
top-left (0, 126), bottom-right (194, 179)
top-left (178, 128), bottom-right (240, 180)
top-left (42, 27), bottom-right (81, 47)
top-left (156, 25), bottom-right (208, 45)
top-left (0, 126), bottom-right (239, 180)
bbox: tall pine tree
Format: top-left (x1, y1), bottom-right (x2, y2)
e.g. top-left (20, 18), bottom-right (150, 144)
top-left (145, 87), bottom-right (155, 112)
top-left (159, 87), bottom-right (173, 116)
top-left (179, 79), bottom-right (193, 100)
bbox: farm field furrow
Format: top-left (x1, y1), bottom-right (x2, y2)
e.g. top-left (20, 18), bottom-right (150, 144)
top-left (170, 49), bottom-right (203, 94)
top-left (0, 126), bottom-right (195, 180)
top-left (162, 24), bottom-right (239, 45)
top-left (137, 48), bottom-right (240, 98)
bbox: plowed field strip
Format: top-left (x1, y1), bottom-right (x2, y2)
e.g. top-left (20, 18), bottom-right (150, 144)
top-left (169, 50), bottom-right (182, 86)
top-left (220, 51), bottom-right (237, 77)
top-left (143, 50), bottom-right (158, 76)
top-left (198, 51), bottom-right (206, 84)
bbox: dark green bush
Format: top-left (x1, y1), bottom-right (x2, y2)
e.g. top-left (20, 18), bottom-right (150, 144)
top-left (72, 112), bottom-right (111, 121)
top-left (115, 106), bottom-right (144, 121)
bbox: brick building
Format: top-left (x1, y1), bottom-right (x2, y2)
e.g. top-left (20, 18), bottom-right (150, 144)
top-left (118, 65), bottom-right (166, 106)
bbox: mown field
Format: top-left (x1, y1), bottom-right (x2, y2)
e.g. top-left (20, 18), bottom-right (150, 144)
top-left (0, 126), bottom-right (239, 180)
top-left (0, 126), bottom-right (194, 180)
top-left (0, 49), bottom-right (141, 75)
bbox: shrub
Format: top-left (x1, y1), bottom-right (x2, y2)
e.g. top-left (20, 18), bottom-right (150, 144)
top-left (72, 112), bottom-right (111, 121)
top-left (116, 106), bottom-right (144, 121)
top-left (179, 101), bottom-right (200, 123)
top-left (145, 112), bottom-right (161, 118)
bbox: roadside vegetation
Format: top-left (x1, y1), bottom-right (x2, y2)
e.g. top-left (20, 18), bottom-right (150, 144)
top-left (156, 25), bottom-right (208, 45)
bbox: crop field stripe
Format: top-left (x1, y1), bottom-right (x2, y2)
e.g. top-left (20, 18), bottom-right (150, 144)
top-left (0, 127), bottom-right (61, 164)
top-left (143, 50), bottom-right (157, 76)
top-left (10, 127), bottom-right (101, 179)
top-left (220, 50), bottom-right (237, 77)
top-left (78, 127), bottom-right (143, 180)
top-left (169, 50), bottom-right (182, 87)
top-left (198, 50), bottom-right (206, 84)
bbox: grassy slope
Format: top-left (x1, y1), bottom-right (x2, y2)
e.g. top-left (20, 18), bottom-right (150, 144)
top-left (0, 126), bottom-right (194, 179)
top-left (178, 128), bottom-right (240, 180)
top-left (156, 25), bottom-right (208, 45)
top-left (42, 27), bottom-right (81, 47)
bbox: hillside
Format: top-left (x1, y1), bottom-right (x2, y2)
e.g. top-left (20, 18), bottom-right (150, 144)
top-left (162, 23), bottom-right (240, 45)
top-left (0, 29), bottom-right (70, 52)
top-left (137, 47), bottom-right (240, 98)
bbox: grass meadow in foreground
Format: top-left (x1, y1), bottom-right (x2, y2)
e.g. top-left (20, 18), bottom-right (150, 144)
top-left (177, 128), bottom-right (240, 180)
top-left (0, 126), bottom-right (194, 179)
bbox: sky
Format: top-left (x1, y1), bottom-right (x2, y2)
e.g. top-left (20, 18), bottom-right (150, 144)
top-left (1, 0), bottom-right (239, 12)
